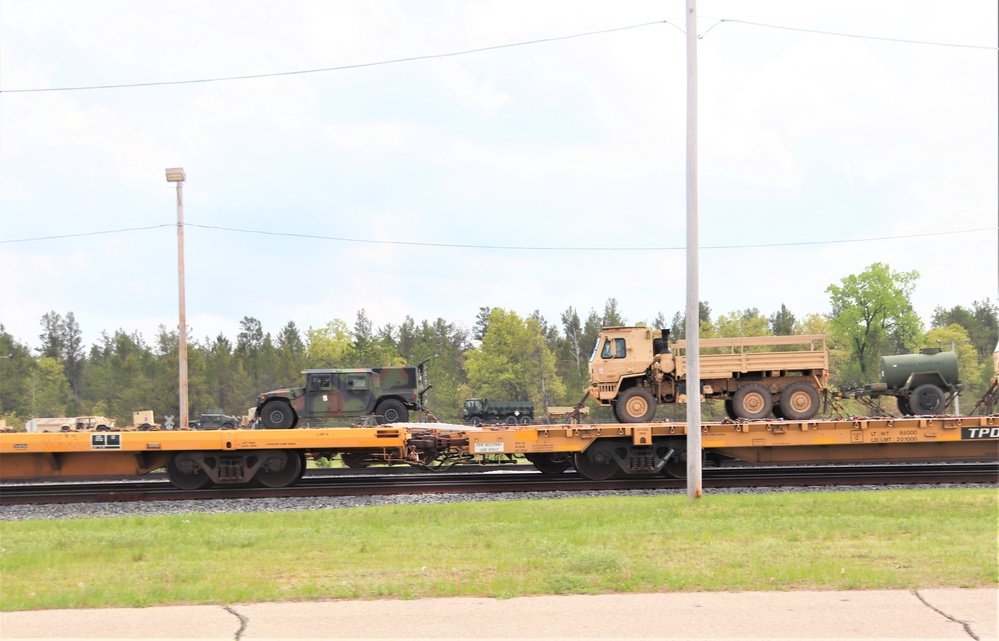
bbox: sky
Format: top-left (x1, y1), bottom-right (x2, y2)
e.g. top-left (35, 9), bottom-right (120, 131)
top-left (1, 0), bottom-right (997, 352)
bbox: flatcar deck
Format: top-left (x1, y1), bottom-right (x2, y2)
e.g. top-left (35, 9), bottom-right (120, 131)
top-left (1, 416), bottom-right (996, 485)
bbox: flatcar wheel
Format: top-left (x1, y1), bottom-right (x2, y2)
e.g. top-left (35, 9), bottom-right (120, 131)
top-left (525, 453), bottom-right (573, 475)
top-left (295, 452), bottom-right (308, 482)
top-left (573, 448), bottom-right (618, 481)
top-left (256, 450), bottom-right (303, 488)
top-left (663, 456), bottom-right (687, 479)
top-left (166, 454), bottom-right (211, 490)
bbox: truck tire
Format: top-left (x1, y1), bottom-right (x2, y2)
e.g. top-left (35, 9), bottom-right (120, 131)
top-left (375, 399), bottom-right (408, 424)
top-left (733, 383), bottom-right (773, 420)
top-left (260, 400), bottom-right (296, 429)
top-left (910, 384), bottom-right (945, 415)
top-left (896, 396), bottom-right (912, 416)
top-left (778, 382), bottom-right (820, 421)
top-left (505, 415), bottom-right (518, 425)
top-left (615, 387), bottom-right (656, 423)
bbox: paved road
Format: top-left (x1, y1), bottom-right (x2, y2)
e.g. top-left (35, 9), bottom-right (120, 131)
top-left (1, 589), bottom-right (995, 640)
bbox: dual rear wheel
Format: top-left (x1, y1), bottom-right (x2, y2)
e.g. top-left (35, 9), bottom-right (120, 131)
top-left (726, 382), bottom-right (820, 421)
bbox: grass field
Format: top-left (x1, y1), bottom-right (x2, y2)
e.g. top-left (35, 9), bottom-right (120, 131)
top-left (0, 488), bottom-right (996, 611)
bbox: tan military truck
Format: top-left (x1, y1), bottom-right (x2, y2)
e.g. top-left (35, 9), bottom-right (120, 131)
top-left (587, 327), bottom-right (828, 422)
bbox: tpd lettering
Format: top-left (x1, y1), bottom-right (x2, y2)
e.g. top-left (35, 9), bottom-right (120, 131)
top-left (961, 427), bottom-right (999, 440)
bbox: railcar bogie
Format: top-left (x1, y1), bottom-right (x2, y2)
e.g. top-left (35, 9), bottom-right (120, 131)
top-left (164, 449), bottom-right (307, 489)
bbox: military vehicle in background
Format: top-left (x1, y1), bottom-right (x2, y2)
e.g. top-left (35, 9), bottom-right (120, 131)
top-left (544, 405), bottom-right (590, 423)
top-left (25, 416), bottom-right (116, 432)
top-left (130, 410), bottom-right (159, 430)
top-left (255, 363), bottom-right (430, 428)
top-left (837, 349), bottom-right (961, 415)
top-left (462, 398), bottom-right (535, 425)
top-left (588, 327), bottom-right (829, 422)
top-left (190, 411), bottom-right (242, 430)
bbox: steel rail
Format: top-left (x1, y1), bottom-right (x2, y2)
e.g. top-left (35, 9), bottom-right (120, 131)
top-left (1, 463), bottom-right (995, 506)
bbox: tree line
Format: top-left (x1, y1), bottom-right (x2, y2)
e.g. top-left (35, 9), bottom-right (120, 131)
top-left (0, 262), bottom-right (996, 429)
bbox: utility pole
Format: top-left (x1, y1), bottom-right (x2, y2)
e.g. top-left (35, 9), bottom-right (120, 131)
top-left (685, 0), bottom-right (702, 500)
top-left (165, 168), bottom-right (189, 429)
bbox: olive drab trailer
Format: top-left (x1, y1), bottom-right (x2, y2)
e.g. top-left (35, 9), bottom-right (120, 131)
top-left (587, 327), bottom-right (829, 422)
top-left (837, 349), bottom-right (963, 416)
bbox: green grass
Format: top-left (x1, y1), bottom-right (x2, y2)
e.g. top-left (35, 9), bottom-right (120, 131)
top-left (1, 489), bottom-right (996, 611)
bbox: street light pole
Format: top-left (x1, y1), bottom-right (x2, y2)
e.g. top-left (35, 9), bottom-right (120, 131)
top-left (165, 168), bottom-right (188, 429)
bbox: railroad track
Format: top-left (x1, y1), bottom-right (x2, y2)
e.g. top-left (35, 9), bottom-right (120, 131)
top-left (1, 462), bottom-right (995, 506)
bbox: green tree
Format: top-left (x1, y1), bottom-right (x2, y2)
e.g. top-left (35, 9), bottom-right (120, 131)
top-left (473, 307), bottom-right (493, 342)
top-left (669, 301), bottom-right (712, 339)
top-left (38, 312), bottom-right (64, 359)
top-left (82, 329), bottom-right (159, 426)
top-left (236, 316), bottom-right (265, 392)
top-left (769, 304), bottom-right (797, 336)
top-left (353, 310), bottom-right (402, 367)
top-left (203, 333), bottom-right (248, 415)
top-left (274, 321), bottom-right (307, 387)
top-left (931, 300), bottom-right (999, 361)
top-left (307, 319), bottom-right (356, 367)
top-left (27, 356), bottom-right (72, 417)
top-left (826, 263), bottom-right (923, 383)
top-left (921, 325), bottom-right (983, 404)
top-left (0, 326), bottom-right (35, 428)
top-left (464, 309), bottom-right (565, 410)
top-left (601, 298), bottom-right (626, 327)
top-left (711, 308), bottom-right (771, 339)
top-left (391, 317), bottom-right (471, 421)
top-left (557, 306), bottom-right (590, 402)
top-left (36, 311), bottom-right (85, 412)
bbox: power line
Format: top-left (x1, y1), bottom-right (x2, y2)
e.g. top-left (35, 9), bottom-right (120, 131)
top-left (2, 15), bottom-right (992, 94)
top-left (0, 224), bottom-right (174, 243)
top-left (701, 18), bottom-right (997, 50)
top-left (0, 21), bottom-right (671, 94)
top-left (2, 222), bottom-right (993, 251)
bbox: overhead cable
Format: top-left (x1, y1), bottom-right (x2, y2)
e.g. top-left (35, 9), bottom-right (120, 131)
top-left (2, 222), bottom-right (993, 251)
top-left (2, 16), bottom-right (993, 94)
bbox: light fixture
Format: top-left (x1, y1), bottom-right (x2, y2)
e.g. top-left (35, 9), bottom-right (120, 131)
top-left (165, 167), bottom-right (186, 183)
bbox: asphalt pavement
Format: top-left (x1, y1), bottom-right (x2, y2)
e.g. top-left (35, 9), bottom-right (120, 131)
top-left (0, 589), bottom-right (995, 641)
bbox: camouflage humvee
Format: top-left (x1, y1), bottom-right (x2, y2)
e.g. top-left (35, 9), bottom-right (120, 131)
top-left (191, 411), bottom-right (241, 430)
top-left (255, 363), bottom-right (430, 428)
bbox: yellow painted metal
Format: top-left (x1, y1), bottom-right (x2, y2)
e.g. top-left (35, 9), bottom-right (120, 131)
top-left (1, 418), bottom-right (996, 481)
top-left (0, 427), bottom-right (411, 481)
